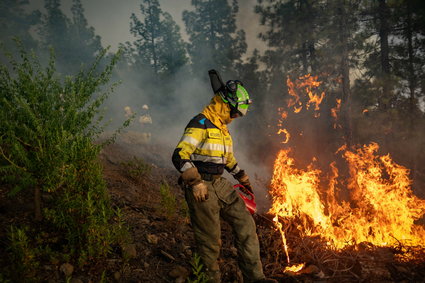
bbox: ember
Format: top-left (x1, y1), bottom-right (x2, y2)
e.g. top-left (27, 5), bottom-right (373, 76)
top-left (283, 263), bottom-right (305, 274)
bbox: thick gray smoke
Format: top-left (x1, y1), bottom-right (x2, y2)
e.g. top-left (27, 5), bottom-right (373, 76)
top-left (23, 0), bottom-right (280, 212)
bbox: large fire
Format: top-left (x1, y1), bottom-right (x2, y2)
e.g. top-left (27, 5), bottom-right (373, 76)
top-left (269, 75), bottom-right (425, 262)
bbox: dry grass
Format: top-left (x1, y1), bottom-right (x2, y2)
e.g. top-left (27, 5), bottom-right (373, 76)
top-left (254, 213), bottom-right (425, 282)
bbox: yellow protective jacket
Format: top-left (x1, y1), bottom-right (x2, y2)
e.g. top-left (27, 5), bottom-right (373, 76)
top-left (172, 95), bottom-right (241, 176)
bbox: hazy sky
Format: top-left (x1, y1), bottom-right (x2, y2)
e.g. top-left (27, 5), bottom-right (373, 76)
top-left (28, 0), bottom-right (266, 55)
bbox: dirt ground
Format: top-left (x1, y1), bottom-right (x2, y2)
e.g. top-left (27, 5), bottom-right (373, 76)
top-left (98, 136), bottom-right (247, 282)
top-left (1, 133), bottom-right (424, 282)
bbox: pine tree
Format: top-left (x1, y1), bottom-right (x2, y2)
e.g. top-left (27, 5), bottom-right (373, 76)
top-left (392, 0), bottom-right (425, 115)
top-left (389, 0), bottom-right (425, 185)
top-left (127, 0), bottom-right (187, 76)
top-left (39, 0), bottom-right (103, 74)
top-left (39, 0), bottom-right (71, 70)
top-left (159, 12), bottom-right (188, 75)
top-left (255, 0), bottom-right (324, 77)
top-left (320, 0), bottom-right (367, 145)
top-left (183, 0), bottom-right (247, 77)
top-left (0, 0), bottom-right (40, 52)
top-left (69, 0), bottom-right (103, 66)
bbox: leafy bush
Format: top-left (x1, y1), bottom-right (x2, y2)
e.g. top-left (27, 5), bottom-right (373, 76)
top-left (120, 156), bottom-right (151, 181)
top-left (0, 41), bottom-right (129, 278)
top-left (187, 253), bottom-right (209, 283)
top-left (7, 226), bottom-right (39, 277)
top-left (159, 182), bottom-right (177, 218)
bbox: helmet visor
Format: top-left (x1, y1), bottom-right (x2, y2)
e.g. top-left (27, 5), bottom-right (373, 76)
top-left (236, 100), bottom-right (252, 116)
top-left (233, 85), bottom-right (252, 116)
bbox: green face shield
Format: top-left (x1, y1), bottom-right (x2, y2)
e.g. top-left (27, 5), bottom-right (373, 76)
top-left (223, 81), bottom-right (252, 117)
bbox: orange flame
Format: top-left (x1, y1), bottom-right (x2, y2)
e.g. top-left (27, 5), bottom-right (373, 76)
top-left (331, 98), bottom-right (342, 129)
top-left (273, 215), bottom-right (290, 264)
top-left (306, 91), bottom-right (325, 111)
top-left (284, 263), bottom-right (305, 274)
top-left (270, 75), bottom-right (425, 257)
top-left (286, 74), bottom-right (324, 115)
top-left (270, 143), bottom-right (425, 250)
top-left (293, 105), bottom-right (302, 113)
top-left (277, 129), bottom-right (290, 144)
top-left (286, 77), bottom-right (300, 110)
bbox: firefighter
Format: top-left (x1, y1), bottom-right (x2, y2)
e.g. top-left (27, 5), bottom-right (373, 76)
top-left (139, 104), bottom-right (152, 142)
top-left (172, 70), bottom-right (276, 283)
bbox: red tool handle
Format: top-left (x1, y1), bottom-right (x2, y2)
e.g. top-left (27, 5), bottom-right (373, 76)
top-left (234, 184), bottom-right (255, 200)
top-left (234, 184), bottom-right (257, 214)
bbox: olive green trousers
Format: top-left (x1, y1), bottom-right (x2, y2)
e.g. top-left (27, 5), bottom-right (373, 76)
top-left (185, 177), bottom-right (265, 283)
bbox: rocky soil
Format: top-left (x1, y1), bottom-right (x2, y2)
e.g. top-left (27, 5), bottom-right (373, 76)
top-left (1, 132), bottom-right (424, 282)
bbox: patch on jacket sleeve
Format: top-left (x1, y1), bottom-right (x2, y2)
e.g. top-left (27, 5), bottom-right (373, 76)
top-left (207, 129), bottom-right (221, 139)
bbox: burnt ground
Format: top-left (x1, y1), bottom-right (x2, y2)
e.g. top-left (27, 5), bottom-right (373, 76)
top-left (1, 132), bottom-right (424, 282)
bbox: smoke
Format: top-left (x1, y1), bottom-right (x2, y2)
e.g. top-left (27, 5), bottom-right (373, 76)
top-left (23, 0), bottom-right (425, 212)
top-left (77, 1), bottom-right (274, 207)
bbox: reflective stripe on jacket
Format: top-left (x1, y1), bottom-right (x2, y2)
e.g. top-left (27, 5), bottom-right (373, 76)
top-left (172, 114), bottom-right (241, 176)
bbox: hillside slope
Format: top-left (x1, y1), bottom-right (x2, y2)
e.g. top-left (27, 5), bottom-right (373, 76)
top-left (1, 134), bottom-right (424, 282)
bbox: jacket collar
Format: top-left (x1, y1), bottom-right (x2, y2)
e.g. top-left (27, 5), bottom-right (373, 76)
top-left (201, 95), bottom-right (233, 134)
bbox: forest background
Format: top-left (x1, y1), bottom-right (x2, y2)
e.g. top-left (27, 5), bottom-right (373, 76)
top-left (3, 0), bottom-right (424, 190)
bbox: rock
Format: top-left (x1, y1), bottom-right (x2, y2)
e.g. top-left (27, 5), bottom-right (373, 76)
top-left (146, 234), bottom-right (159, 244)
top-left (60, 263), bottom-right (74, 277)
top-left (169, 265), bottom-right (189, 279)
top-left (121, 243), bottom-right (137, 258)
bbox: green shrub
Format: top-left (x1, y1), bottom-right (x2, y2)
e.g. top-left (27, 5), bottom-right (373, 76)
top-left (187, 253), bottom-right (208, 283)
top-left (159, 182), bottom-right (177, 218)
top-left (120, 156), bottom-right (151, 181)
top-left (0, 41), bottom-right (129, 276)
top-left (7, 226), bottom-right (39, 278)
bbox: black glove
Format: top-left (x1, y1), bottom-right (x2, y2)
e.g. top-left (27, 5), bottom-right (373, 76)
top-left (234, 170), bottom-right (254, 194)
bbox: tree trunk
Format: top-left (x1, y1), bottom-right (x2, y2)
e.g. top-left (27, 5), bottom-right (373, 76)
top-left (302, 41), bottom-right (309, 73)
top-left (405, 0), bottom-right (418, 184)
top-left (147, 1), bottom-right (158, 75)
top-left (378, 0), bottom-right (391, 110)
top-left (406, 0), bottom-right (416, 115)
top-left (339, 0), bottom-right (353, 146)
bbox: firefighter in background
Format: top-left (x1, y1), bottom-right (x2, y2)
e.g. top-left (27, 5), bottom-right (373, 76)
top-left (172, 70), bottom-right (276, 283)
top-left (122, 105), bottom-right (153, 143)
top-left (124, 106), bottom-right (134, 119)
top-left (139, 104), bottom-right (152, 141)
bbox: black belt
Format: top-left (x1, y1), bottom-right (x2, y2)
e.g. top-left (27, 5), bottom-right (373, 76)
top-left (200, 173), bottom-right (221, 181)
